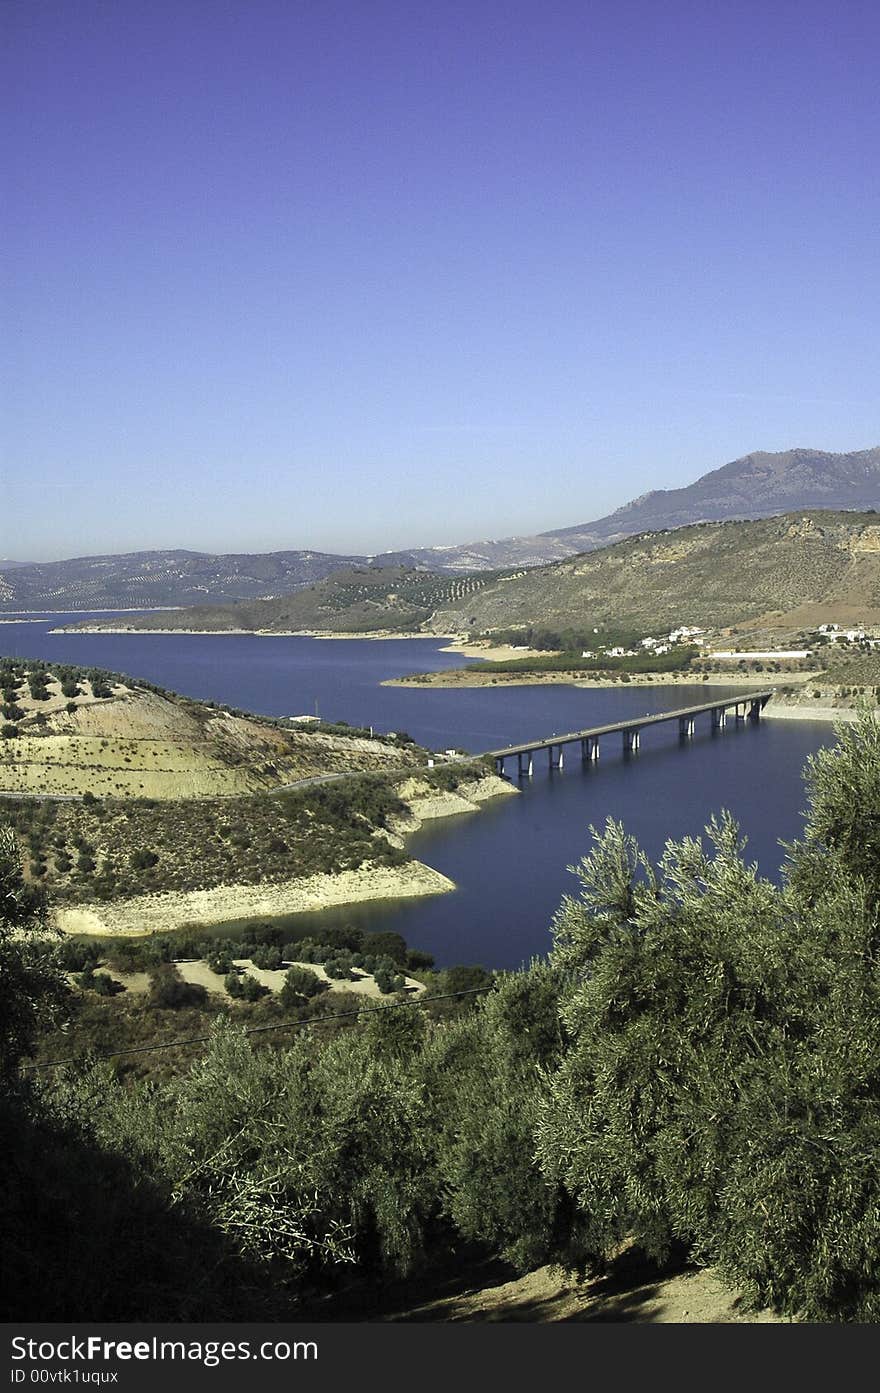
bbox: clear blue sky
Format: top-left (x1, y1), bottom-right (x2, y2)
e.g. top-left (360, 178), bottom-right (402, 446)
top-left (3, 0), bottom-right (879, 561)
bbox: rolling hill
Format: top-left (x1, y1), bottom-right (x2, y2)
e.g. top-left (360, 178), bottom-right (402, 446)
top-left (3, 447), bottom-right (877, 610)
top-left (0, 548), bottom-right (366, 612)
top-left (67, 510), bottom-right (880, 640)
top-left (0, 661), bottom-right (426, 799)
top-left (59, 565), bottom-right (508, 634)
top-left (426, 511), bottom-right (880, 636)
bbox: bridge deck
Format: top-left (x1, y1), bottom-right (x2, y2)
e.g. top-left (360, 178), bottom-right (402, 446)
top-left (485, 690), bottom-right (774, 759)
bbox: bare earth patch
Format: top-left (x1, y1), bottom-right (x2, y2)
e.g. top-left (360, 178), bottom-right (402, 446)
top-left (394, 774), bottom-right (517, 825)
top-left (175, 958), bottom-right (425, 1000)
top-left (394, 1260), bottom-right (780, 1323)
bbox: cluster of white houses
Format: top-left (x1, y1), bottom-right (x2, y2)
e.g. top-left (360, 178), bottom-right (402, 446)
top-left (578, 622), bottom-right (880, 666)
top-left (581, 625), bottom-right (707, 660)
top-left (817, 624), bottom-right (880, 646)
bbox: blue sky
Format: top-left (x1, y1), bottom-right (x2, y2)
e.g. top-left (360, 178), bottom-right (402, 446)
top-left (3, 0), bottom-right (879, 560)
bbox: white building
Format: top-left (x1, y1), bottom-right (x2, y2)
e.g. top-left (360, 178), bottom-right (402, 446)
top-left (708, 650), bottom-right (812, 661)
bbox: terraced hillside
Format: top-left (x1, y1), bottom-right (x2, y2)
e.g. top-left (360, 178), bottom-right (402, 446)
top-left (427, 512), bottom-right (880, 636)
top-left (66, 565), bottom-right (509, 634)
top-left (0, 659), bottom-right (425, 799)
top-left (0, 659), bottom-right (521, 942)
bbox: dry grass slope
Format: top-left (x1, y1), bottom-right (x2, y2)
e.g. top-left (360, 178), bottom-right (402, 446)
top-left (0, 684), bottom-right (424, 799)
top-left (428, 512), bottom-right (880, 636)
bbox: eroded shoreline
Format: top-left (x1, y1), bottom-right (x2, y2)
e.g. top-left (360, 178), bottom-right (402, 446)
top-left (54, 860), bottom-right (458, 938)
top-left (53, 771), bottom-right (518, 938)
top-left (48, 625), bottom-right (462, 639)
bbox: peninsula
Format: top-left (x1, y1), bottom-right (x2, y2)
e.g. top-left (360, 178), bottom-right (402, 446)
top-left (0, 658), bottom-right (514, 936)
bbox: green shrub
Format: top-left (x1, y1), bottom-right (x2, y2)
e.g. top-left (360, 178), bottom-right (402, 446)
top-left (280, 965), bottom-right (326, 1006)
top-left (148, 964), bottom-right (208, 1010)
top-left (129, 849), bottom-right (159, 871)
top-left (206, 948), bottom-right (235, 976)
top-left (441, 964), bottom-right (494, 997)
top-left (406, 949), bottom-right (435, 970)
top-left (362, 931), bottom-right (407, 965)
top-left (225, 971), bottom-right (267, 1002)
top-left (75, 966), bottom-right (124, 996)
top-left (55, 939), bottom-right (101, 973)
top-left (250, 944), bottom-right (282, 971)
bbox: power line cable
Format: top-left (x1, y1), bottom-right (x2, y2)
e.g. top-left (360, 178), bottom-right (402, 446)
top-left (22, 984), bottom-right (496, 1074)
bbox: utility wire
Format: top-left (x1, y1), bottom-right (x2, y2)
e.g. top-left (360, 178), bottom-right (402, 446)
top-left (22, 984), bottom-right (496, 1074)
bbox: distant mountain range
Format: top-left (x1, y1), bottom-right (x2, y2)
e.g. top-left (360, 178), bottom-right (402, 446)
top-left (2, 446), bottom-right (877, 611)
top-left (0, 548), bottom-right (365, 612)
top-left (65, 510), bottom-right (880, 639)
top-left (537, 446), bottom-right (880, 554)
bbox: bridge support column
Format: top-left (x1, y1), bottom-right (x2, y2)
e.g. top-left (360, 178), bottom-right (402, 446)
top-left (678, 716), bottom-right (695, 738)
top-left (548, 745), bottom-right (564, 770)
top-left (495, 756), bottom-right (505, 777)
top-left (622, 729), bottom-right (640, 754)
top-left (734, 703), bottom-right (747, 721)
top-left (749, 699), bottom-right (762, 722)
top-left (581, 736), bottom-right (600, 761)
top-left (517, 751), bottom-right (533, 778)
top-left (711, 707), bottom-right (727, 729)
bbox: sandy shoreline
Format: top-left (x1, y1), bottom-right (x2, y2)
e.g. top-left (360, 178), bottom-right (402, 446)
top-left (54, 860), bottom-right (458, 938)
top-left (384, 662), bottom-right (856, 724)
top-left (49, 625), bottom-right (463, 640)
top-left (762, 703), bottom-right (866, 723)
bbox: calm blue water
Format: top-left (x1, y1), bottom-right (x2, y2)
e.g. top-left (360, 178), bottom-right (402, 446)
top-left (1, 615), bottom-right (836, 967)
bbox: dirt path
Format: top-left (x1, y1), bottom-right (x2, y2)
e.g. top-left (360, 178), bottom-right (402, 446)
top-left (392, 1258), bottom-right (780, 1323)
top-left (311, 1246), bottom-right (782, 1323)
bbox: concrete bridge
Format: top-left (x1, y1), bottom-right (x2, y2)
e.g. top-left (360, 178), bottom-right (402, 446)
top-left (487, 690), bottom-right (774, 778)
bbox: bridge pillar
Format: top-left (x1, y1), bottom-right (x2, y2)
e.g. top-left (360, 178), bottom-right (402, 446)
top-left (581, 736), bottom-right (600, 761)
top-left (678, 716), bottom-right (695, 738)
top-left (734, 703), bottom-right (746, 721)
top-left (495, 756), bottom-right (505, 777)
top-left (517, 751), bottom-right (533, 778)
top-left (548, 745), bottom-right (564, 770)
top-left (622, 729), bottom-right (640, 754)
top-left (749, 699), bottom-right (762, 722)
top-left (711, 707), bottom-right (727, 729)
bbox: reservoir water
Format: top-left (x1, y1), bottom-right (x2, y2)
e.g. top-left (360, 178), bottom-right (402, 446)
top-left (1, 615), bottom-right (836, 968)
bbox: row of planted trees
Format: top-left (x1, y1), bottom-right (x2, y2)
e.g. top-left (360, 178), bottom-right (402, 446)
top-left (4, 713), bottom-right (880, 1320)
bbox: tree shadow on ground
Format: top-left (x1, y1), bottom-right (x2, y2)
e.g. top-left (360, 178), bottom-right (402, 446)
top-left (0, 1095), bottom-right (290, 1322)
top-left (367, 1243), bottom-right (722, 1324)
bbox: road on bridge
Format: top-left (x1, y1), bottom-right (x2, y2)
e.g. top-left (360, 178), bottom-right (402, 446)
top-left (485, 690), bottom-right (774, 760)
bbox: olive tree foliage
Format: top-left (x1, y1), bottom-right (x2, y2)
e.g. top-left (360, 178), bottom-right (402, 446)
top-left (0, 825), bottom-right (67, 1083)
top-left (83, 1013), bottom-right (437, 1283)
top-left (535, 711), bottom-right (880, 1321)
top-left (790, 704), bottom-right (880, 904)
top-left (419, 963), bottom-right (588, 1270)
top-left (537, 815), bottom-right (801, 1263)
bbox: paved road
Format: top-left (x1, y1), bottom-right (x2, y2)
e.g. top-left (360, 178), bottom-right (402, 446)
top-left (486, 690), bottom-right (774, 759)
